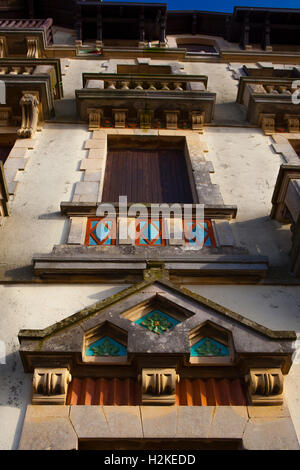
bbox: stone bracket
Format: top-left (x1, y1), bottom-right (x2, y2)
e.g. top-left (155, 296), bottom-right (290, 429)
top-left (17, 91), bottom-right (40, 139)
top-left (258, 113), bottom-right (275, 135)
top-left (139, 368), bottom-right (179, 405)
top-left (26, 37), bottom-right (41, 59)
top-left (32, 368), bottom-right (72, 405)
top-left (87, 108), bottom-right (103, 130)
top-left (190, 111), bottom-right (205, 132)
top-left (245, 368), bottom-right (284, 405)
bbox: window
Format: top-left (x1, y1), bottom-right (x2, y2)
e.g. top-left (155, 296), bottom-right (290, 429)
top-left (101, 148), bottom-right (193, 204)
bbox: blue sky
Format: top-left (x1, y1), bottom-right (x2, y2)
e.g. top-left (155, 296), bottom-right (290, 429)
top-left (104, 1), bottom-right (300, 13)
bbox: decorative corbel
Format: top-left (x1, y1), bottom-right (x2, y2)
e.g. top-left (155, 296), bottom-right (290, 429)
top-left (32, 368), bottom-right (72, 405)
top-left (17, 92), bottom-right (40, 138)
top-left (113, 109), bottom-right (127, 128)
top-left (26, 37), bottom-right (40, 59)
top-left (245, 368), bottom-right (284, 405)
top-left (258, 113), bottom-right (276, 135)
top-left (139, 106), bottom-right (154, 129)
top-left (139, 368), bottom-right (179, 405)
top-left (87, 108), bottom-right (103, 130)
top-left (164, 110), bottom-right (180, 130)
top-left (0, 37), bottom-right (8, 58)
top-left (0, 108), bottom-right (12, 127)
top-left (284, 114), bottom-right (300, 134)
top-left (190, 111), bottom-right (205, 132)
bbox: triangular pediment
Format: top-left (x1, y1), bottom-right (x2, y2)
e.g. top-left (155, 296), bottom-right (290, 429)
top-left (18, 279), bottom-right (295, 373)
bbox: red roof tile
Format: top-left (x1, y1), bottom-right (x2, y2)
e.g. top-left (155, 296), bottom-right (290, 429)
top-left (66, 377), bottom-right (247, 406)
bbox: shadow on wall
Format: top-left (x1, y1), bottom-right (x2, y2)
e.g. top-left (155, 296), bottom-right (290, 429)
top-left (4, 265), bottom-right (34, 281)
top-left (0, 350), bottom-right (32, 450)
top-left (213, 102), bottom-right (248, 125)
top-left (230, 216), bottom-right (292, 267)
top-left (53, 99), bottom-right (78, 122)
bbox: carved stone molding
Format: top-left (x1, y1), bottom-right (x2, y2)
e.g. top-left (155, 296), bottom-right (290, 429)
top-left (32, 368), bottom-right (72, 405)
top-left (190, 111), bottom-right (205, 132)
top-left (26, 37), bottom-right (40, 59)
top-left (258, 113), bottom-right (275, 135)
top-left (113, 108), bottom-right (127, 128)
top-left (87, 108), bottom-right (103, 130)
top-left (139, 368), bottom-right (179, 405)
top-left (245, 368), bottom-right (284, 405)
top-left (17, 92), bottom-right (40, 138)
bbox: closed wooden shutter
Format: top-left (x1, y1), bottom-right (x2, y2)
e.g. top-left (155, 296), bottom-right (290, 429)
top-left (101, 148), bottom-right (193, 203)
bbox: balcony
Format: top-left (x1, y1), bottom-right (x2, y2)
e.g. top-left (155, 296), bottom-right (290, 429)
top-left (237, 74), bottom-right (300, 134)
top-left (76, 72), bottom-right (215, 130)
top-left (0, 18), bottom-right (53, 58)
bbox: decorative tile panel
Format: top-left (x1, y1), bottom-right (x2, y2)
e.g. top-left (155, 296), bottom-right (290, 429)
top-left (135, 309), bottom-right (179, 335)
top-left (190, 337), bottom-right (229, 357)
top-left (85, 217), bottom-right (116, 245)
top-left (85, 336), bottom-right (127, 356)
top-left (184, 219), bottom-right (216, 247)
top-left (136, 219), bottom-right (165, 246)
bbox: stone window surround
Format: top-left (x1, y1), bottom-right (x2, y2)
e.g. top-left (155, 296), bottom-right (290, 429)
top-left (3, 135), bottom-right (36, 195)
top-left (69, 128), bottom-right (236, 249)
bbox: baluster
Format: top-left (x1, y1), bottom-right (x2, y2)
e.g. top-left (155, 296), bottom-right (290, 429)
top-left (106, 81), bottom-right (116, 90)
top-left (174, 82), bottom-right (183, 91)
top-left (10, 67), bottom-right (21, 75)
top-left (148, 82), bottom-right (156, 91)
top-left (160, 82), bottom-right (170, 91)
top-left (135, 82), bottom-right (143, 91)
top-left (121, 81), bottom-right (130, 90)
top-left (23, 67), bottom-right (33, 75)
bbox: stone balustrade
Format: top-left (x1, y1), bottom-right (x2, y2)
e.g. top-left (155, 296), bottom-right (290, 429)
top-left (103, 79), bottom-right (188, 91)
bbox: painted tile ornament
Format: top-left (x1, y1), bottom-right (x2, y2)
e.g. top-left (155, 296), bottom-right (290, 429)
top-left (135, 309), bottom-right (179, 334)
top-left (85, 336), bottom-right (127, 356)
top-left (190, 337), bottom-right (229, 357)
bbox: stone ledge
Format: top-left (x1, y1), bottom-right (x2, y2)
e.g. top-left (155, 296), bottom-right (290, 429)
top-left (18, 405), bottom-right (300, 450)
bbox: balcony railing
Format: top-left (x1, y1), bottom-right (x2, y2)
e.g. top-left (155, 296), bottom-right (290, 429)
top-left (83, 72), bottom-right (208, 92)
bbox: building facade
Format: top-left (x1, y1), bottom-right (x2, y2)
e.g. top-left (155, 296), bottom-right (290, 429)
top-left (0, 0), bottom-right (300, 450)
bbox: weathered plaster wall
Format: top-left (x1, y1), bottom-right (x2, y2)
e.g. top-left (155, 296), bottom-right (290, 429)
top-left (0, 283), bottom-right (299, 449)
top-left (0, 123), bottom-right (90, 279)
top-left (0, 284), bottom-right (126, 450)
top-left (204, 127), bottom-right (291, 266)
